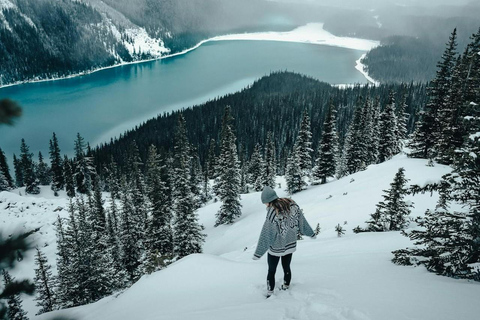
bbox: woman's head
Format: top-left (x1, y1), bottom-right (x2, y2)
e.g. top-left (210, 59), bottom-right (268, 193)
top-left (261, 186), bottom-right (278, 204)
top-left (261, 186), bottom-right (293, 214)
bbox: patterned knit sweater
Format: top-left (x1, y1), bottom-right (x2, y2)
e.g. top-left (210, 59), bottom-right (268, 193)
top-left (254, 202), bottom-right (315, 258)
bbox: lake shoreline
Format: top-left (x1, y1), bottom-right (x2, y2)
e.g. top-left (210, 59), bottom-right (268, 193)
top-left (0, 23), bottom-right (379, 90)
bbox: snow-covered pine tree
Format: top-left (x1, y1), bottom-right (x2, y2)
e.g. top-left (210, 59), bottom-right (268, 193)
top-left (395, 93), bottom-right (409, 153)
top-left (74, 133), bottom-right (94, 194)
top-left (0, 147), bottom-right (14, 189)
top-left (2, 270), bottom-right (28, 320)
top-left (247, 143), bottom-right (264, 191)
top-left (63, 155), bottom-right (75, 198)
top-left (367, 96), bottom-right (381, 164)
top-left (13, 154), bottom-right (23, 188)
top-left (36, 151), bottom-right (50, 186)
top-left (344, 97), bottom-right (368, 174)
top-left (261, 131), bottom-right (276, 189)
top-left (190, 145), bottom-right (206, 208)
top-left (285, 148), bottom-right (306, 194)
top-left (312, 100), bottom-right (338, 184)
top-left (87, 175), bottom-right (115, 301)
top-left (408, 28), bottom-right (458, 159)
top-left (378, 92), bottom-right (399, 163)
top-left (393, 32), bottom-right (479, 280)
top-left (144, 145), bottom-right (173, 272)
top-left (0, 171), bottom-right (9, 192)
top-left (49, 132), bottom-right (64, 195)
top-left (124, 141), bottom-right (148, 245)
top-left (55, 214), bottom-right (76, 308)
top-left (296, 110), bottom-right (314, 178)
top-left (436, 57), bottom-right (466, 165)
top-left (20, 138), bottom-right (39, 194)
top-left (214, 106), bottom-right (242, 226)
top-left (365, 167), bottom-right (413, 231)
top-left (172, 114), bottom-right (205, 259)
top-left (206, 138), bottom-right (217, 179)
top-left (119, 176), bottom-right (143, 283)
top-left (33, 247), bottom-right (58, 315)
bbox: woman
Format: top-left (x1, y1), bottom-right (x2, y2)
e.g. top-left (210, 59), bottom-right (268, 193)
top-left (253, 186), bottom-right (316, 298)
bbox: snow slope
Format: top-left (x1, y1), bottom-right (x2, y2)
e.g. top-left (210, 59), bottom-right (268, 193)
top-left (2, 154), bottom-right (479, 320)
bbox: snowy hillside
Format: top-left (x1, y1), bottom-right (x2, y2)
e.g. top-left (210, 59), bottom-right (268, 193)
top-left (2, 154), bottom-right (480, 320)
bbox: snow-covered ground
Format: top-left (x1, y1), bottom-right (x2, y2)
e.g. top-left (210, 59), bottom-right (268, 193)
top-left (2, 153), bottom-right (479, 320)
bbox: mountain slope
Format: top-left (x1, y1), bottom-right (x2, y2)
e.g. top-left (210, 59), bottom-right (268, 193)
top-left (2, 153), bottom-right (479, 320)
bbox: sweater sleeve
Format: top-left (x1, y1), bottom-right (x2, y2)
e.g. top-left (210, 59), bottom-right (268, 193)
top-left (299, 208), bottom-right (315, 237)
top-left (253, 212), bottom-right (276, 258)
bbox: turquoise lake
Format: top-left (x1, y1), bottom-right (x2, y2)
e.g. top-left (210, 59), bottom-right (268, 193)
top-left (0, 40), bottom-right (367, 159)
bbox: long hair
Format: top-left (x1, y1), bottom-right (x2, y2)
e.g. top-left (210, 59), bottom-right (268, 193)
top-left (269, 198), bottom-right (295, 215)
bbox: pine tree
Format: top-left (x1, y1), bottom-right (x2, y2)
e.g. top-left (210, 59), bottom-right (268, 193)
top-left (408, 29), bottom-right (458, 159)
top-left (214, 106), bottom-right (242, 226)
top-left (296, 110), bottom-right (314, 177)
top-left (33, 247), bottom-right (57, 315)
top-left (190, 145), bottom-right (206, 208)
top-left (247, 143), bottom-right (264, 191)
top-left (119, 177), bottom-right (143, 283)
top-left (378, 92), bottom-right (399, 163)
top-left (285, 149), bottom-right (306, 194)
top-left (74, 133), bottom-right (94, 194)
top-left (13, 154), bottom-right (23, 188)
top-left (124, 141), bottom-right (148, 245)
top-left (49, 132), bottom-right (64, 195)
top-left (63, 156), bottom-right (75, 198)
top-left (206, 138), bottom-right (217, 179)
top-left (36, 152), bottom-right (51, 186)
top-left (261, 131), bottom-right (276, 189)
top-left (0, 148), bottom-right (14, 189)
top-left (172, 114), bottom-right (205, 258)
top-left (144, 145), bottom-right (173, 272)
top-left (312, 101), bottom-right (338, 184)
top-left (344, 98), bottom-right (368, 174)
top-left (2, 270), bottom-right (28, 320)
top-left (87, 175), bottom-right (115, 300)
top-left (395, 93), bottom-right (409, 153)
top-left (19, 139), bottom-right (39, 194)
top-left (366, 167), bottom-right (413, 231)
top-left (0, 170), bottom-right (9, 192)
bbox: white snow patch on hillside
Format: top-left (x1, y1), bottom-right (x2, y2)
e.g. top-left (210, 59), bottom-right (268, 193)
top-left (3, 154), bottom-right (480, 320)
top-left (209, 23), bottom-right (379, 52)
top-left (123, 27), bottom-right (170, 57)
top-left (0, 0), bottom-right (14, 9)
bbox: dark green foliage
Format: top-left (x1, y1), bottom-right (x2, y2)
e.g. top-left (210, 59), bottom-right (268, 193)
top-left (33, 247), bottom-right (58, 315)
top-left (365, 168), bottom-right (413, 232)
top-left (408, 29), bottom-right (458, 160)
top-left (63, 156), bottom-right (75, 198)
top-left (214, 106), bottom-right (242, 226)
top-left (0, 148), bottom-right (13, 191)
top-left (36, 152), bottom-right (51, 186)
top-left (91, 72), bottom-right (426, 182)
top-left (19, 139), bottom-right (39, 194)
top-left (312, 101), bottom-right (338, 185)
top-left (49, 133), bottom-right (64, 195)
top-left (171, 114), bottom-right (205, 258)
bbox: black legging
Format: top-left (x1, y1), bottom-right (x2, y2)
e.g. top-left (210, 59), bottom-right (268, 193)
top-left (267, 253), bottom-right (292, 291)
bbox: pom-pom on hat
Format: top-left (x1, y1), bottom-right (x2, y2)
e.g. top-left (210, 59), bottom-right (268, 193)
top-left (261, 186), bottom-right (279, 204)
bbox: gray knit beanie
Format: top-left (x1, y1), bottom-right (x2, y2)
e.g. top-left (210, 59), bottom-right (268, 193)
top-left (261, 186), bottom-right (279, 204)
